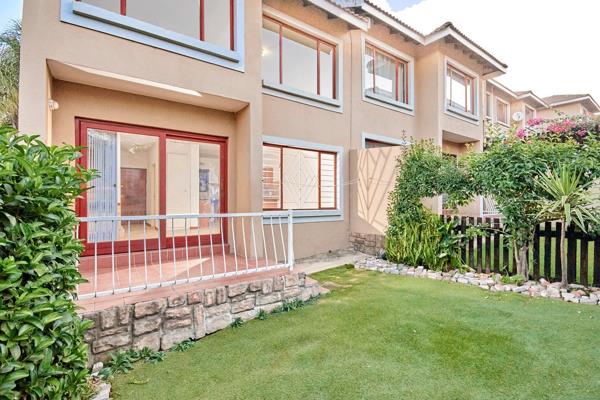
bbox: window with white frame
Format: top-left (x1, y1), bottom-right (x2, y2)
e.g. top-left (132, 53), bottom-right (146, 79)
top-left (261, 16), bottom-right (336, 100)
top-left (364, 43), bottom-right (409, 105)
top-left (496, 98), bottom-right (509, 125)
top-left (446, 64), bottom-right (476, 116)
top-left (485, 92), bottom-right (493, 119)
top-left (262, 144), bottom-right (336, 210)
top-left (524, 105), bottom-right (536, 122)
top-left (78, 0), bottom-right (235, 50)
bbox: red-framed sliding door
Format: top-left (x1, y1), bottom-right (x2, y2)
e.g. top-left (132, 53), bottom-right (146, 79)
top-left (75, 118), bottom-right (228, 255)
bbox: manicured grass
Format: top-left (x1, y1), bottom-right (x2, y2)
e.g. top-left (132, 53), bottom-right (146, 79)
top-left (112, 266), bottom-right (600, 399)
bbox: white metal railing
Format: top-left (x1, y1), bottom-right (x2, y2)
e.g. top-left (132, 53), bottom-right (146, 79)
top-left (75, 211), bottom-right (294, 300)
top-left (482, 197), bottom-right (500, 216)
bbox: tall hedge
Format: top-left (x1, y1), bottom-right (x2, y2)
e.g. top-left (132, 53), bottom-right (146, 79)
top-left (0, 127), bottom-right (94, 399)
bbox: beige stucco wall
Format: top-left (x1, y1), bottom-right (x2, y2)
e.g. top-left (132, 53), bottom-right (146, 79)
top-left (19, 0), bottom-right (492, 259)
top-left (537, 102), bottom-right (584, 119)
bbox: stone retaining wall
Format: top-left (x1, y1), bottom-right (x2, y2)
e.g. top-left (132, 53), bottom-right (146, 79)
top-left (81, 272), bottom-right (320, 364)
top-left (349, 233), bottom-right (385, 255)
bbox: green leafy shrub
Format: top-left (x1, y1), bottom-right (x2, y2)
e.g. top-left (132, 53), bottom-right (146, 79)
top-left (170, 339), bottom-right (195, 352)
top-left (257, 309), bottom-right (268, 321)
top-left (0, 127), bottom-right (94, 398)
top-left (386, 140), bottom-right (471, 271)
top-left (230, 318), bottom-right (244, 328)
top-left (98, 348), bottom-right (165, 379)
top-left (500, 274), bottom-right (526, 286)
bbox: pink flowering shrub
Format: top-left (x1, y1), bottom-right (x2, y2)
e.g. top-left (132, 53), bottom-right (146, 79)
top-left (486, 114), bottom-right (600, 148)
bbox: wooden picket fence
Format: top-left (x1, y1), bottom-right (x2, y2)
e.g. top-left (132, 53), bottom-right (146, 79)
top-left (442, 216), bottom-right (600, 286)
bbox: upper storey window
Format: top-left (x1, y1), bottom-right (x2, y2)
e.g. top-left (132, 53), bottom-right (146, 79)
top-left (446, 65), bottom-right (475, 114)
top-left (64, 0), bottom-right (243, 70)
top-left (78, 0), bottom-right (234, 49)
top-left (261, 14), bottom-right (339, 105)
top-left (364, 45), bottom-right (408, 104)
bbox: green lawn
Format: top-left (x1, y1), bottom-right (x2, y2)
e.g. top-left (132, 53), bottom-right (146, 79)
top-left (112, 266), bottom-right (600, 400)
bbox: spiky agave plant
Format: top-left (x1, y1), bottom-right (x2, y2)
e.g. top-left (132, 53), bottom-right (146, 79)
top-left (536, 166), bottom-right (600, 287)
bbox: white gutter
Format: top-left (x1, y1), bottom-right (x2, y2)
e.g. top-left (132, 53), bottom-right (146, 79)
top-left (306, 0), bottom-right (370, 31)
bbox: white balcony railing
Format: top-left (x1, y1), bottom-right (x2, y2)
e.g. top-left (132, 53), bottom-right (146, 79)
top-left (482, 197), bottom-right (501, 216)
top-left (76, 211), bottom-right (294, 300)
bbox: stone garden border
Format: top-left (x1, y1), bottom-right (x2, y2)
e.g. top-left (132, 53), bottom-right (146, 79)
top-left (81, 271), bottom-right (322, 365)
top-left (355, 257), bottom-right (600, 305)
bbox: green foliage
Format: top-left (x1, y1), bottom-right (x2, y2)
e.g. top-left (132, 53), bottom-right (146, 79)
top-left (170, 339), bottom-right (195, 352)
top-left (535, 166), bottom-right (600, 286)
top-left (257, 309), bottom-right (269, 321)
top-left (98, 348), bottom-right (165, 379)
top-left (0, 127), bottom-right (95, 399)
top-left (386, 141), bottom-right (471, 271)
top-left (230, 318), bottom-right (244, 328)
top-left (386, 210), bottom-right (464, 271)
top-left (272, 299), bottom-right (309, 314)
top-left (500, 274), bottom-right (526, 286)
top-left (0, 20), bottom-right (20, 128)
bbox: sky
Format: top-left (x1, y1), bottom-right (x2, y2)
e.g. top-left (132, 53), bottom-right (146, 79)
top-left (370, 0), bottom-right (600, 101)
top-left (0, 0), bottom-right (598, 102)
top-left (0, 0), bottom-right (22, 30)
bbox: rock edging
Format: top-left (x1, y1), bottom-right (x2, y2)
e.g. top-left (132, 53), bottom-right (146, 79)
top-left (355, 257), bottom-right (600, 305)
top-left (81, 272), bottom-right (321, 365)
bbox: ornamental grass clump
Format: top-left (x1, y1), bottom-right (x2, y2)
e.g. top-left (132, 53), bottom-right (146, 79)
top-left (0, 126), bottom-right (94, 399)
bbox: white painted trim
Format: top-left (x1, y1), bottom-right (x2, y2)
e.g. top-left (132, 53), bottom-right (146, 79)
top-left (487, 79), bottom-right (518, 99)
top-left (261, 135), bottom-right (344, 223)
top-left (495, 97), bottom-right (510, 126)
top-left (361, 132), bottom-right (410, 149)
top-left (61, 0), bottom-right (245, 71)
top-left (304, 0), bottom-right (370, 31)
top-left (443, 56), bottom-right (480, 124)
top-left (485, 91), bottom-right (493, 120)
top-left (360, 34), bottom-right (415, 114)
top-left (261, 6), bottom-right (344, 111)
top-left (517, 92), bottom-right (547, 109)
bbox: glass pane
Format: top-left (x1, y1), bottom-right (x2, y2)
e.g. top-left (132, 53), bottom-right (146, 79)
top-left (320, 153), bottom-right (335, 208)
top-left (374, 51), bottom-right (396, 100)
top-left (497, 101), bottom-right (507, 123)
top-left (282, 148), bottom-right (319, 210)
top-left (282, 27), bottom-right (317, 95)
top-left (118, 132), bottom-right (160, 240)
top-left (525, 107), bottom-right (535, 122)
top-left (86, 129), bottom-right (160, 242)
top-left (166, 139), bottom-right (221, 237)
top-left (262, 146), bottom-right (281, 209)
top-left (319, 43), bottom-right (334, 99)
top-left (398, 62), bottom-right (406, 103)
top-left (127, 0), bottom-right (200, 39)
top-left (364, 46), bottom-right (375, 94)
top-left (449, 69), bottom-right (467, 111)
top-left (262, 19), bottom-right (280, 85)
top-left (486, 93), bottom-right (492, 117)
top-left (204, 0), bottom-right (232, 49)
top-left (81, 0), bottom-right (121, 13)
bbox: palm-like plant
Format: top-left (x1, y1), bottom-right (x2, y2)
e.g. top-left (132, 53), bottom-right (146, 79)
top-left (536, 166), bottom-right (600, 287)
top-left (0, 20), bottom-right (21, 128)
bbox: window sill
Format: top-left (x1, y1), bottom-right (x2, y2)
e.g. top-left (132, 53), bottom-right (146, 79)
top-left (262, 81), bottom-right (342, 111)
top-left (364, 91), bottom-right (414, 114)
top-left (263, 209), bottom-right (343, 224)
top-left (62, 0), bottom-right (244, 71)
top-left (445, 106), bottom-right (480, 125)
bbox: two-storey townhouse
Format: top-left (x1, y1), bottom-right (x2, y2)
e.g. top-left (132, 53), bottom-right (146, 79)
top-left (538, 94), bottom-right (600, 118)
top-left (484, 80), bottom-right (547, 130)
top-left (18, 0), bottom-right (508, 290)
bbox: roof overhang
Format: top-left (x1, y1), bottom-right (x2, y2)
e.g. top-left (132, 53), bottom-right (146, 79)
top-left (487, 79), bottom-right (518, 99)
top-left (516, 92), bottom-right (548, 109)
top-left (424, 25), bottom-right (507, 76)
top-left (47, 60), bottom-right (249, 113)
top-left (548, 95), bottom-right (600, 113)
top-left (356, 2), bottom-right (423, 44)
top-left (303, 0), bottom-right (370, 31)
